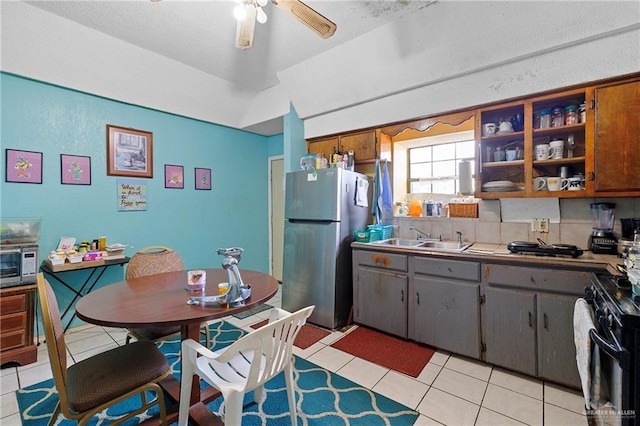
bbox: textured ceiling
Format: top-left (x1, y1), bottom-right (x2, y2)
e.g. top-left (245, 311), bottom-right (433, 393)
top-left (25, 0), bottom-right (434, 93)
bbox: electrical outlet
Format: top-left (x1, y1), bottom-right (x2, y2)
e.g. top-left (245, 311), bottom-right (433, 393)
top-left (531, 218), bottom-right (550, 233)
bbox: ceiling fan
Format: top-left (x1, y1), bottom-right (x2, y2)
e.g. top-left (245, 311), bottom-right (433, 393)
top-left (234, 0), bottom-right (337, 49)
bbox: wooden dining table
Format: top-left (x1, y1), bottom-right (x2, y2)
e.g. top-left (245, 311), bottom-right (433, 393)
top-left (75, 268), bottom-right (279, 425)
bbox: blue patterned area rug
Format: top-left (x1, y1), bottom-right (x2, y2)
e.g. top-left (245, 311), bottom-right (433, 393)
top-left (17, 321), bottom-right (418, 425)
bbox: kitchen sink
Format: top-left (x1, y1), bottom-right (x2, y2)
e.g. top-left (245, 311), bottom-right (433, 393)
top-left (372, 238), bottom-right (426, 247)
top-left (370, 238), bottom-right (473, 252)
top-left (419, 240), bottom-right (473, 252)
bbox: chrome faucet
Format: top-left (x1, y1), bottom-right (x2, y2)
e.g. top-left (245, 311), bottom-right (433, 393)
top-left (409, 227), bottom-right (441, 241)
top-left (456, 231), bottom-right (463, 244)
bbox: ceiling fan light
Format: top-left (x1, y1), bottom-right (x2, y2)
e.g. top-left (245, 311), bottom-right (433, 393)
top-left (256, 7), bottom-right (267, 24)
top-left (234, 4), bottom-right (247, 21)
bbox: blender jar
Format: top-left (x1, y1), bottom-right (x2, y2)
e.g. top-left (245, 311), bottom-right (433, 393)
top-left (590, 203), bottom-right (616, 236)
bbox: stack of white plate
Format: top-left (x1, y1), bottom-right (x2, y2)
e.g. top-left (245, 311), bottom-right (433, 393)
top-left (482, 180), bottom-right (517, 192)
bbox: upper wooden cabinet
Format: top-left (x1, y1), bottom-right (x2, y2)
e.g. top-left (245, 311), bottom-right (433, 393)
top-left (307, 129), bottom-right (377, 164)
top-left (307, 73), bottom-right (638, 198)
top-left (307, 136), bottom-right (338, 161)
top-left (476, 74), bottom-right (639, 199)
top-left (477, 89), bottom-right (589, 199)
top-left (593, 79), bottom-right (640, 193)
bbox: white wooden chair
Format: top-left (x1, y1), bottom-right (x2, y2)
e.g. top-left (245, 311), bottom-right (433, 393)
top-left (178, 305), bottom-right (314, 425)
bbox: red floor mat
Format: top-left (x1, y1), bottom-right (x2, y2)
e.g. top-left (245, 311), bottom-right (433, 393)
top-left (331, 326), bottom-right (435, 378)
top-left (251, 320), bottom-right (331, 350)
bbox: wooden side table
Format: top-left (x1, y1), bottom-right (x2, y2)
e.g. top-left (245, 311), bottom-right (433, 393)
top-left (0, 284), bottom-right (37, 366)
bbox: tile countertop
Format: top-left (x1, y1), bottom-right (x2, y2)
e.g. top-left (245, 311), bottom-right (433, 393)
top-left (351, 241), bottom-right (623, 275)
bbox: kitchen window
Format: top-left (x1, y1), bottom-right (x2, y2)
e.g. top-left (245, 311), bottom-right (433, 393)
top-left (408, 139), bottom-right (475, 195)
top-left (392, 129), bottom-right (476, 203)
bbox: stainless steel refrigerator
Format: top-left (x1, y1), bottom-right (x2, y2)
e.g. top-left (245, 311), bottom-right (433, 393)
top-left (282, 168), bottom-right (370, 330)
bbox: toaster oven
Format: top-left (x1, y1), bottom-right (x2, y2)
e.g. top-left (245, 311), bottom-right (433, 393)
top-left (0, 244), bottom-right (38, 288)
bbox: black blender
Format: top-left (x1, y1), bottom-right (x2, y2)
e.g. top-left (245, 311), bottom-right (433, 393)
top-left (589, 202), bottom-right (618, 254)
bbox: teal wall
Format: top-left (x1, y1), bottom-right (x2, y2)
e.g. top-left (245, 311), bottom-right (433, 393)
top-left (284, 103), bottom-right (306, 173)
top-left (1, 73), bottom-right (284, 327)
top-left (267, 133), bottom-right (284, 157)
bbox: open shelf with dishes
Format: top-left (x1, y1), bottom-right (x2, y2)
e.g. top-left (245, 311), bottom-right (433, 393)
top-left (476, 88), bottom-right (588, 198)
top-left (478, 102), bottom-right (525, 197)
top-left (530, 90), bottom-right (586, 197)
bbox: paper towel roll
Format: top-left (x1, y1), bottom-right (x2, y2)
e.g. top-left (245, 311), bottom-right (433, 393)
top-left (458, 160), bottom-right (472, 195)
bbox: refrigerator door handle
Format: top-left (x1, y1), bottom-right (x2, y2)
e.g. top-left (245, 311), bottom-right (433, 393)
top-left (288, 219), bottom-right (334, 225)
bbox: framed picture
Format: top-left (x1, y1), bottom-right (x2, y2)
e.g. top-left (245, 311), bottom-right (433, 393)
top-left (60, 154), bottom-right (91, 185)
top-left (5, 149), bottom-right (43, 184)
top-left (164, 164), bottom-right (184, 189)
top-left (106, 124), bottom-right (153, 178)
top-left (194, 167), bottom-right (211, 190)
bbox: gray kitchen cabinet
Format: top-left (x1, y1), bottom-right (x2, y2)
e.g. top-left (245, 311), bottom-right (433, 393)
top-left (483, 286), bottom-right (537, 377)
top-left (353, 250), bottom-right (408, 338)
top-left (355, 267), bottom-right (408, 337)
top-left (537, 293), bottom-right (581, 388)
top-left (485, 264), bottom-right (587, 388)
top-left (412, 276), bottom-right (481, 359)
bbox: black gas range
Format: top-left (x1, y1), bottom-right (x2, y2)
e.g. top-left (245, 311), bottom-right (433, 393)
top-left (585, 273), bottom-right (640, 425)
top-left (507, 240), bottom-right (584, 258)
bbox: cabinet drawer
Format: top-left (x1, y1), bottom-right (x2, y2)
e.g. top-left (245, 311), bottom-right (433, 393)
top-left (358, 251), bottom-right (407, 272)
top-left (0, 294), bottom-right (26, 315)
top-left (414, 257), bottom-right (481, 282)
top-left (0, 312), bottom-right (27, 333)
top-left (0, 329), bottom-right (26, 351)
top-left (487, 264), bottom-right (589, 294)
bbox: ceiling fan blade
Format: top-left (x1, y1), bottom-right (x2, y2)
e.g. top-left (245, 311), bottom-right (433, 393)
top-left (235, 5), bottom-right (257, 49)
top-left (271, 0), bottom-right (336, 39)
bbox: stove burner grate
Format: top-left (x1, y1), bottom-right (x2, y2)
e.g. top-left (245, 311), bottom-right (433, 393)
top-left (507, 241), bottom-right (584, 258)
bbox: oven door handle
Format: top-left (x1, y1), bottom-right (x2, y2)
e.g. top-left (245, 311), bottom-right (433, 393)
top-left (589, 328), bottom-right (631, 370)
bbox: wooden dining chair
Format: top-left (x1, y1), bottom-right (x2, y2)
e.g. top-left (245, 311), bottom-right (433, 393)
top-left (37, 273), bottom-right (171, 426)
top-left (125, 246), bottom-right (210, 347)
top-left (178, 305), bottom-right (315, 426)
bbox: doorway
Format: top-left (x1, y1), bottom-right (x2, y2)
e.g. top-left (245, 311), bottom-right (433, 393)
top-left (269, 156), bottom-right (284, 282)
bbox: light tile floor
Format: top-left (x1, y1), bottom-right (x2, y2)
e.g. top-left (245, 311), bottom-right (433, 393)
top-left (1, 286), bottom-right (588, 425)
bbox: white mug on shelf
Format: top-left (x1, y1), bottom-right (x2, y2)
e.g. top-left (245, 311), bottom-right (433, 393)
top-left (505, 149), bottom-right (518, 161)
top-left (535, 144), bottom-right (552, 160)
top-left (482, 123), bottom-right (496, 136)
top-left (567, 176), bottom-right (586, 191)
top-left (498, 120), bottom-right (513, 133)
top-left (534, 177), bottom-right (548, 191)
top-left (547, 176), bottom-right (569, 191)
top-left (549, 139), bottom-right (564, 159)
